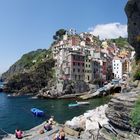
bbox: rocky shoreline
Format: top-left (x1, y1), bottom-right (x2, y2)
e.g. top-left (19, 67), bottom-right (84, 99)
top-left (3, 87), bottom-right (140, 140)
top-left (2, 80), bottom-right (140, 140)
top-left (64, 88), bottom-right (140, 140)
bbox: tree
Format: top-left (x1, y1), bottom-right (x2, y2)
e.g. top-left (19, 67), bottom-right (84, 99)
top-left (53, 29), bottom-right (66, 41)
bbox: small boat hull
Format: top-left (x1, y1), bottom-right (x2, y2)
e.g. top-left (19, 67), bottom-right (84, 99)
top-left (31, 108), bottom-right (44, 117)
top-left (68, 103), bottom-right (79, 107)
top-left (76, 101), bottom-right (90, 105)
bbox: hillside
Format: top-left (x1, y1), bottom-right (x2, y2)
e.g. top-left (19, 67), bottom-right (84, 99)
top-left (2, 49), bottom-right (55, 94)
top-left (2, 49), bottom-right (52, 79)
top-left (110, 37), bottom-right (134, 51)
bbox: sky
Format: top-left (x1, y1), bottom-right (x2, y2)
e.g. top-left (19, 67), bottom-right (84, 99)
top-left (0, 0), bottom-right (128, 74)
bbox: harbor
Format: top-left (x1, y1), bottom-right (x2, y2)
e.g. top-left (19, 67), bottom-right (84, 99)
top-left (2, 84), bottom-right (140, 140)
top-left (0, 92), bottom-right (110, 137)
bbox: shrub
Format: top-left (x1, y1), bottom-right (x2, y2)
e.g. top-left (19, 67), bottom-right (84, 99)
top-left (130, 97), bottom-right (140, 128)
top-left (134, 71), bottom-right (140, 80)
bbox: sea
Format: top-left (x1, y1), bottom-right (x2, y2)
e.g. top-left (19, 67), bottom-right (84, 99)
top-left (0, 87), bottom-right (110, 135)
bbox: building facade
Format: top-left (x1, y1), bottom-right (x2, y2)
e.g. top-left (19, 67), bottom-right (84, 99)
top-left (112, 58), bottom-right (122, 79)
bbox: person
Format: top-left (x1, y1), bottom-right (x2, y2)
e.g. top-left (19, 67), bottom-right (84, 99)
top-left (15, 129), bottom-right (23, 139)
top-left (44, 121), bottom-right (52, 131)
top-left (44, 116), bottom-right (55, 131)
top-left (48, 116), bottom-right (54, 125)
top-left (53, 128), bottom-right (65, 140)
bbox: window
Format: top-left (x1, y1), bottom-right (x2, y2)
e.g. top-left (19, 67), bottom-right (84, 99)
top-left (88, 75), bottom-right (90, 80)
top-left (86, 64), bottom-right (88, 67)
top-left (75, 75), bottom-right (77, 80)
top-left (79, 75), bottom-right (80, 80)
top-left (78, 69), bottom-right (80, 72)
top-left (78, 63), bottom-right (80, 66)
top-left (73, 62), bottom-right (75, 66)
top-left (73, 68), bottom-right (75, 72)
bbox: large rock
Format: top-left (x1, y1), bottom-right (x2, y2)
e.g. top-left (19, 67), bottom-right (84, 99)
top-left (105, 92), bottom-right (139, 131)
top-left (125, 0), bottom-right (140, 58)
top-left (65, 104), bottom-right (109, 131)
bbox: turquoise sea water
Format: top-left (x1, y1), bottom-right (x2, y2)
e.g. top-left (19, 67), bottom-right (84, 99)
top-left (0, 92), bottom-right (110, 134)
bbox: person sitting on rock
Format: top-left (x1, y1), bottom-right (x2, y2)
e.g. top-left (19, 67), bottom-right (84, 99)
top-left (53, 128), bottom-right (65, 140)
top-left (44, 120), bottom-right (52, 131)
top-left (48, 116), bottom-right (55, 125)
top-left (44, 116), bottom-right (55, 131)
top-left (15, 129), bottom-right (23, 139)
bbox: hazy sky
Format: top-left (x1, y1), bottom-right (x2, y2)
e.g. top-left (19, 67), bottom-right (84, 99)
top-left (0, 0), bottom-right (127, 74)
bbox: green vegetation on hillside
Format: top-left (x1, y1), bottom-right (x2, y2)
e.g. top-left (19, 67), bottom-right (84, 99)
top-left (134, 71), bottom-right (140, 80)
top-left (4, 58), bottom-right (55, 94)
top-left (130, 96), bottom-right (140, 128)
top-left (132, 60), bottom-right (140, 80)
top-left (2, 49), bottom-right (53, 80)
top-left (111, 37), bottom-right (129, 47)
top-left (16, 49), bottom-right (52, 70)
top-left (110, 37), bottom-right (133, 51)
top-left (2, 48), bottom-right (55, 94)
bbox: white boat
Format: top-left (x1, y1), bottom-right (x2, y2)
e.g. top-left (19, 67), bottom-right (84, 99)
top-left (31, 96), bottom-right (38, 99)
top-left (68, 103), bottom-right (79, 107)
top-left (7, 94), bottom-right (12, 97)
top-left (76, 101), bottom-right (90, 105)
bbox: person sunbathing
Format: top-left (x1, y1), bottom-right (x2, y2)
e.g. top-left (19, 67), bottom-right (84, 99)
top-left (15, 129), bottom-right (23, 139)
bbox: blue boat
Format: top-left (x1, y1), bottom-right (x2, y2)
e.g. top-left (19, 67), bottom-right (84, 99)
top-left (68, 103), bottom-right (79, 107)
top-left (31, 108), bottom-right (44, 117)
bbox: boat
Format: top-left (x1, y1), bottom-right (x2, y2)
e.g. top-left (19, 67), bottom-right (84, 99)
top-left (31, 108), bottom-right (44, 117)
top-left (7, 94), bottom-right (12, 97)
top-left (68, 103), bottom-right (79, 107)
top-left (31, 96), bottom-right (38, 99)
top-left (76, 101), bottom-right (90, 105)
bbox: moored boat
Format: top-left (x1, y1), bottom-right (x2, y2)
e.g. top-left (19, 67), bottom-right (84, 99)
top-left (31, 108), bottom-right (44, 117)
top-left (68, 103), bottom-right (79, 107)
top-left (76, 101), bottom-right (90, 105)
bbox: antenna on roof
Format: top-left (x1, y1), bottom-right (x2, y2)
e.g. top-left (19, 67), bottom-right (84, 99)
top-left (69, 28), bottom-right (76, 35)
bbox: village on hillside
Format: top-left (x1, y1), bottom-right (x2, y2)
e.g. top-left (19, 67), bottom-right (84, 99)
top-left (51, 29), bottom-right (135, 87)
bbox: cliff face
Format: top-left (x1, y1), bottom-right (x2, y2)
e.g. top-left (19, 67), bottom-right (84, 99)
top-left (2, 49), bottom-right (55, 94)
top-left (125, 0), bottom-right (140, 58)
